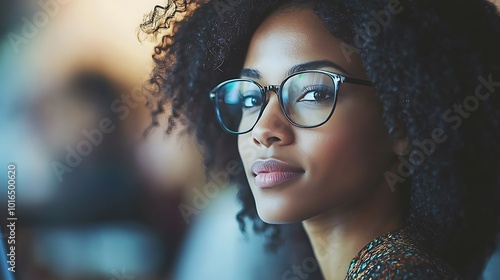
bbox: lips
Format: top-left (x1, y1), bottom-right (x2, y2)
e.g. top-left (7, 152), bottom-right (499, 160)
top-left (251, 159), bottom-right (304, 188)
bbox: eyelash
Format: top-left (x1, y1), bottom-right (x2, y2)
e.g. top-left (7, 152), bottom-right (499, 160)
top-left (296, 85), bottom-right (335, 102)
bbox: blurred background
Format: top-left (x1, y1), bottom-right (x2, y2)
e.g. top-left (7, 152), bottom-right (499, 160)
top-left (0, 1), bottom-right (195, 279)
top-left (0, 1), bottom-right (499, 280)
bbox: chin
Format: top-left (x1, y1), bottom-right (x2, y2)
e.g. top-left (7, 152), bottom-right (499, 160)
top-left (255, 201), bottom-right (308, 224)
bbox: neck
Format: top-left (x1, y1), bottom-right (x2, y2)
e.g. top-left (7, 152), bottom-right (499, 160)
top-left (302, 181), bottom-right (404, 280)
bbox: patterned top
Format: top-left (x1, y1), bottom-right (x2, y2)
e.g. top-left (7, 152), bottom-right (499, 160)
top-left (345, 228), bottom-right (461, 280)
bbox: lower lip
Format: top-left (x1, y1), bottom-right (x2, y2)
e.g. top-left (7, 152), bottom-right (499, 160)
top-left (254, 172), bottom-right (303, 188)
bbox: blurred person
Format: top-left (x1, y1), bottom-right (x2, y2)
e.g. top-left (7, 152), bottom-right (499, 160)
top-left (140, 0), bottom-right (500, 279)
top-left (24, 71), bottom-right (142, 224)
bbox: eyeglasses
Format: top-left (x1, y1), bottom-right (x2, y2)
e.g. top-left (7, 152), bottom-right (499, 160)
top-left (209, 70), bottom-right (372, 135)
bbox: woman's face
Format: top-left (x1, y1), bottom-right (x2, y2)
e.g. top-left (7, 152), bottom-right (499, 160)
top-left (238, 7), bottom-right (397, 223)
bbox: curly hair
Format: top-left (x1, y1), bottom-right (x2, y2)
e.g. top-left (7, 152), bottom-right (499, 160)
top-left (139, 0), bottom-right (500, 278)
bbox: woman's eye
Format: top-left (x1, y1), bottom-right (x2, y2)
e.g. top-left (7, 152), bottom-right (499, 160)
top-left (297, 86), bottom-right (334, 102)
top-left (242, 94), bottom-right (262, 108)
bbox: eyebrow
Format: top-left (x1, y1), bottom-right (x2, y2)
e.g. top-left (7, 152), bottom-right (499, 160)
top-left (240, 69), bottom-right (261, 79)
top-left (240, 60), bottom-right (351, 79)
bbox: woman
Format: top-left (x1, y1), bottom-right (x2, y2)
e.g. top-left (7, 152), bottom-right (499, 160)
top-left (140, 0), bottom-right (500, 279)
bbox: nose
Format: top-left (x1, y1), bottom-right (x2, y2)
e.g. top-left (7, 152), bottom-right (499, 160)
top-left (251, 91), bottom-right (294, 147)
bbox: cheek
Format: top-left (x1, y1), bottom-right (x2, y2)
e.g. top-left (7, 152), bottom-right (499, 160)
top-left (301, 100), bottom-right (393, 196)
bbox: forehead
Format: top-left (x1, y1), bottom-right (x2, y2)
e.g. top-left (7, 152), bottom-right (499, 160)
top-left (243, 8), bottom-right (366, 81)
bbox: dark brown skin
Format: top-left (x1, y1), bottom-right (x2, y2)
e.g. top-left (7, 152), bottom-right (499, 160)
top-left (238, 8), bottom-right (409, 279)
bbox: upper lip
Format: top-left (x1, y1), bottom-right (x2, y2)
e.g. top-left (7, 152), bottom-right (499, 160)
top-left (251, 159), bottom-right (304, 176)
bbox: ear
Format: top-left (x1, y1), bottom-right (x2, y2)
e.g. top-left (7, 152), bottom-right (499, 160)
top-left (392, 136), bottom-right (411, 156)
top-left (390, 109), bottom-right (411, 156)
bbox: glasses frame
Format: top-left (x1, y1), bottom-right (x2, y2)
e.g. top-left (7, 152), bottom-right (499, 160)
top-left (209, 70), bottom-right (372, 135)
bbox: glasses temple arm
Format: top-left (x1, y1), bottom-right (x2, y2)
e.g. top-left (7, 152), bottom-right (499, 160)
top-left (341, 76), bottom-right (373, 87)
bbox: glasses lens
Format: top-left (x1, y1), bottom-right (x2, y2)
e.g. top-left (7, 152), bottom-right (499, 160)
top-left (214, 80), bottom-right (263, 133)
top-left (282, 72), bottom-right (337, 127)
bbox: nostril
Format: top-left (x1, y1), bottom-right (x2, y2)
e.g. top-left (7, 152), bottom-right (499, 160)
top-left (253, 135), bottom-right (281, 147)
top-left (267, 136), bottom-right (281, 143)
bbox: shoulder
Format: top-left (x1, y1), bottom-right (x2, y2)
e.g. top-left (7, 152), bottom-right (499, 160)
top-left (346, 229), bottom-right (461, 280)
